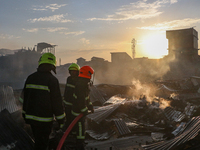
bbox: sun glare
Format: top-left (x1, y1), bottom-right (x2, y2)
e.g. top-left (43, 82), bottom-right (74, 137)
top-left (142, 33), bottom-right (168, 59)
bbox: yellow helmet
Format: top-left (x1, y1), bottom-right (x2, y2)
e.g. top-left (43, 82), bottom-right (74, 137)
top-left (68, 63), bottom-right (80, 71)
top-left (38, 53), bottom-right (56, 67)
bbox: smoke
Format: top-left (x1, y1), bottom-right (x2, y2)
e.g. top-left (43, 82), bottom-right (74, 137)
top-left (170, 93), bottom-right (179, 100)
top-left (157, 98), bottom-right (171, 109)
top-left (131, 79), bottom-right (171, 109)
top-left (92, 62), bottom-right (135, 85)
top-left (155, 55), bottom-right (176, 78)
top-left (91, 53), bottom-right (177, 86)
top-left (131, 79), bottom-right (156, 102)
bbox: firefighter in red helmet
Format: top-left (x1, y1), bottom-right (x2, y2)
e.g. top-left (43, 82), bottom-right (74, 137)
top-left (71, 65), bottom-right (94, 149)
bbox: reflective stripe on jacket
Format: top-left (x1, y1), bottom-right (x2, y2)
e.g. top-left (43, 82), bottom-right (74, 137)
top-left (26, 84), bottom-right (50, 92)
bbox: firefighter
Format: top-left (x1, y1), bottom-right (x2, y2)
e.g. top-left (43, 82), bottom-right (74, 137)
top-left (63, 63), bottom-right (80, 131)
top-left (21, 53), bottom-right (66, 150)
top-left (71, 65), bottom-right (94, 150)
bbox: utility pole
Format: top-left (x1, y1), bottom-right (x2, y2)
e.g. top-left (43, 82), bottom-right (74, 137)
top-left (131, 38), bottom-right (136, 59)
top-left (59, 58), bottom-right (61, 66)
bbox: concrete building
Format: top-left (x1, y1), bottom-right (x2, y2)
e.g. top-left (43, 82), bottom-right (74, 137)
top-left (166, 27), bottom-right (199, 61)
top-left (110, 52), bottom-right (132, 64)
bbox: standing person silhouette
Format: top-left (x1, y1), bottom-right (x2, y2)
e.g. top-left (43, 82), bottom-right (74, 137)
top-left (21, 53), bottom-right (66, 150)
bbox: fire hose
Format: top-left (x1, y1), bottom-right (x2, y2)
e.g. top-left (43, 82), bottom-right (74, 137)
top-left (56, 113), bottom-right (84, 150)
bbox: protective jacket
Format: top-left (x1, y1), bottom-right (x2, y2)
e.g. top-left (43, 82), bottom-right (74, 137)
top-left (71, 77), bottom-right (93, 117)
top-left (63, 76), bottom-right (78, 129)
top-left (63, 76), bottom-right (77, 107)
top-left (22, 69), bottom-right (65, 126)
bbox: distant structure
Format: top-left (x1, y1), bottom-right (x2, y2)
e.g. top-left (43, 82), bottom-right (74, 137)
top-left (77, 57), bottom-right (86, 67)
top-left (36, 42), bottom-right (57, 55)
top-left (59, 58), bottom-right (61, 66)
top-left (166, 27), bottom-right (199, 61)
top-left (131, 38), bottom-right (136, 59)
top-left (0, 42), bottom-right (58, 89)
top-left (91, 57), bottom-right (105, 63)
top-left (110, 52), bottom-right (132, 64)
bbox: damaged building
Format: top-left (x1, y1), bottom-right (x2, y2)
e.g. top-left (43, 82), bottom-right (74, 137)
top-left (1, 28), bottom-right (200, 150)
top-left (0, 42), bottom-right (57, 89)
top-left (163, 27), bottom-right (200, 80)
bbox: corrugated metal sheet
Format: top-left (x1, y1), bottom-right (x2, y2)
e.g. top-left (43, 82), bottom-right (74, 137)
top-left (86, 129), bottom-right (115, 140)
top-left (103, 95), bottom-right (127, 106)
top-left (112, 119), bottom-right (131, 137)
top-left (172, 122), bottom-right (186, 136)
top-left (86, 103), bottom-right (121, 124)
top-left (90, 85), bottom-right (107, 105)
top-left (164, 103), bottom-right (196, 123)
top-left (0, 109), bottom-right (34, 150)
top-left (156, 84), bottom-right (180, 92)
top-left (164, 107), bottom-right (185, 122)
top-left (142, 116), bottom-right (200, 150)
top-left (86, 96), bottom-right (127, 124)
top-left (184, 104), bottom-right (196, 117)
top-left (0, 85), bottom-right (20, 113)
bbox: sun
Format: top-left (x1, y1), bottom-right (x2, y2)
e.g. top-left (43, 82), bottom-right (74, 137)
top-left (141, 33), bottom-right (168, 59)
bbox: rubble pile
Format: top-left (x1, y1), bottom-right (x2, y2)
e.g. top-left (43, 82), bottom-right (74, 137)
top-left (1, 76), bottom-right (200, 149)
top-left (85, 78), bottom-right (200, 149)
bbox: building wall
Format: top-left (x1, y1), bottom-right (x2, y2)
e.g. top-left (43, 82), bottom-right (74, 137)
top-left (111, 52), bottom-right (132, 64)
top-left (166, 28), bottom-right (198, 57)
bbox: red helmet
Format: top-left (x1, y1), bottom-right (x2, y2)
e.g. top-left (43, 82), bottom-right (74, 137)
top-left (79, 66), bottom-right (94, 79)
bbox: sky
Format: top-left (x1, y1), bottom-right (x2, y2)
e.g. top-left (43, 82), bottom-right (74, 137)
top-left (0, 0), bottom-right (200, 65)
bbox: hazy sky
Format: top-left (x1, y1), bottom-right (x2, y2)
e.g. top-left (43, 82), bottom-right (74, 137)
top-left (1, 0), bottom-right (200, 64)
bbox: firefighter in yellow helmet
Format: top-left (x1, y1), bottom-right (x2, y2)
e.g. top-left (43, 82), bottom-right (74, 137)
top-left (71, 65), bottom-right (94, 150)
top-left (63, 63), bottom-right (80, 131)
top-left (21, 53), bottom-right (66, 150)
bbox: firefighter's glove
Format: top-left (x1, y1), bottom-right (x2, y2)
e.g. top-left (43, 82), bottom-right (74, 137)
top-left (55, 129), bottom-right (64, 139)
top-left (88, 109), bottom-right (94, 113)
top-left (88, 105), bottom-right (94, 113)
